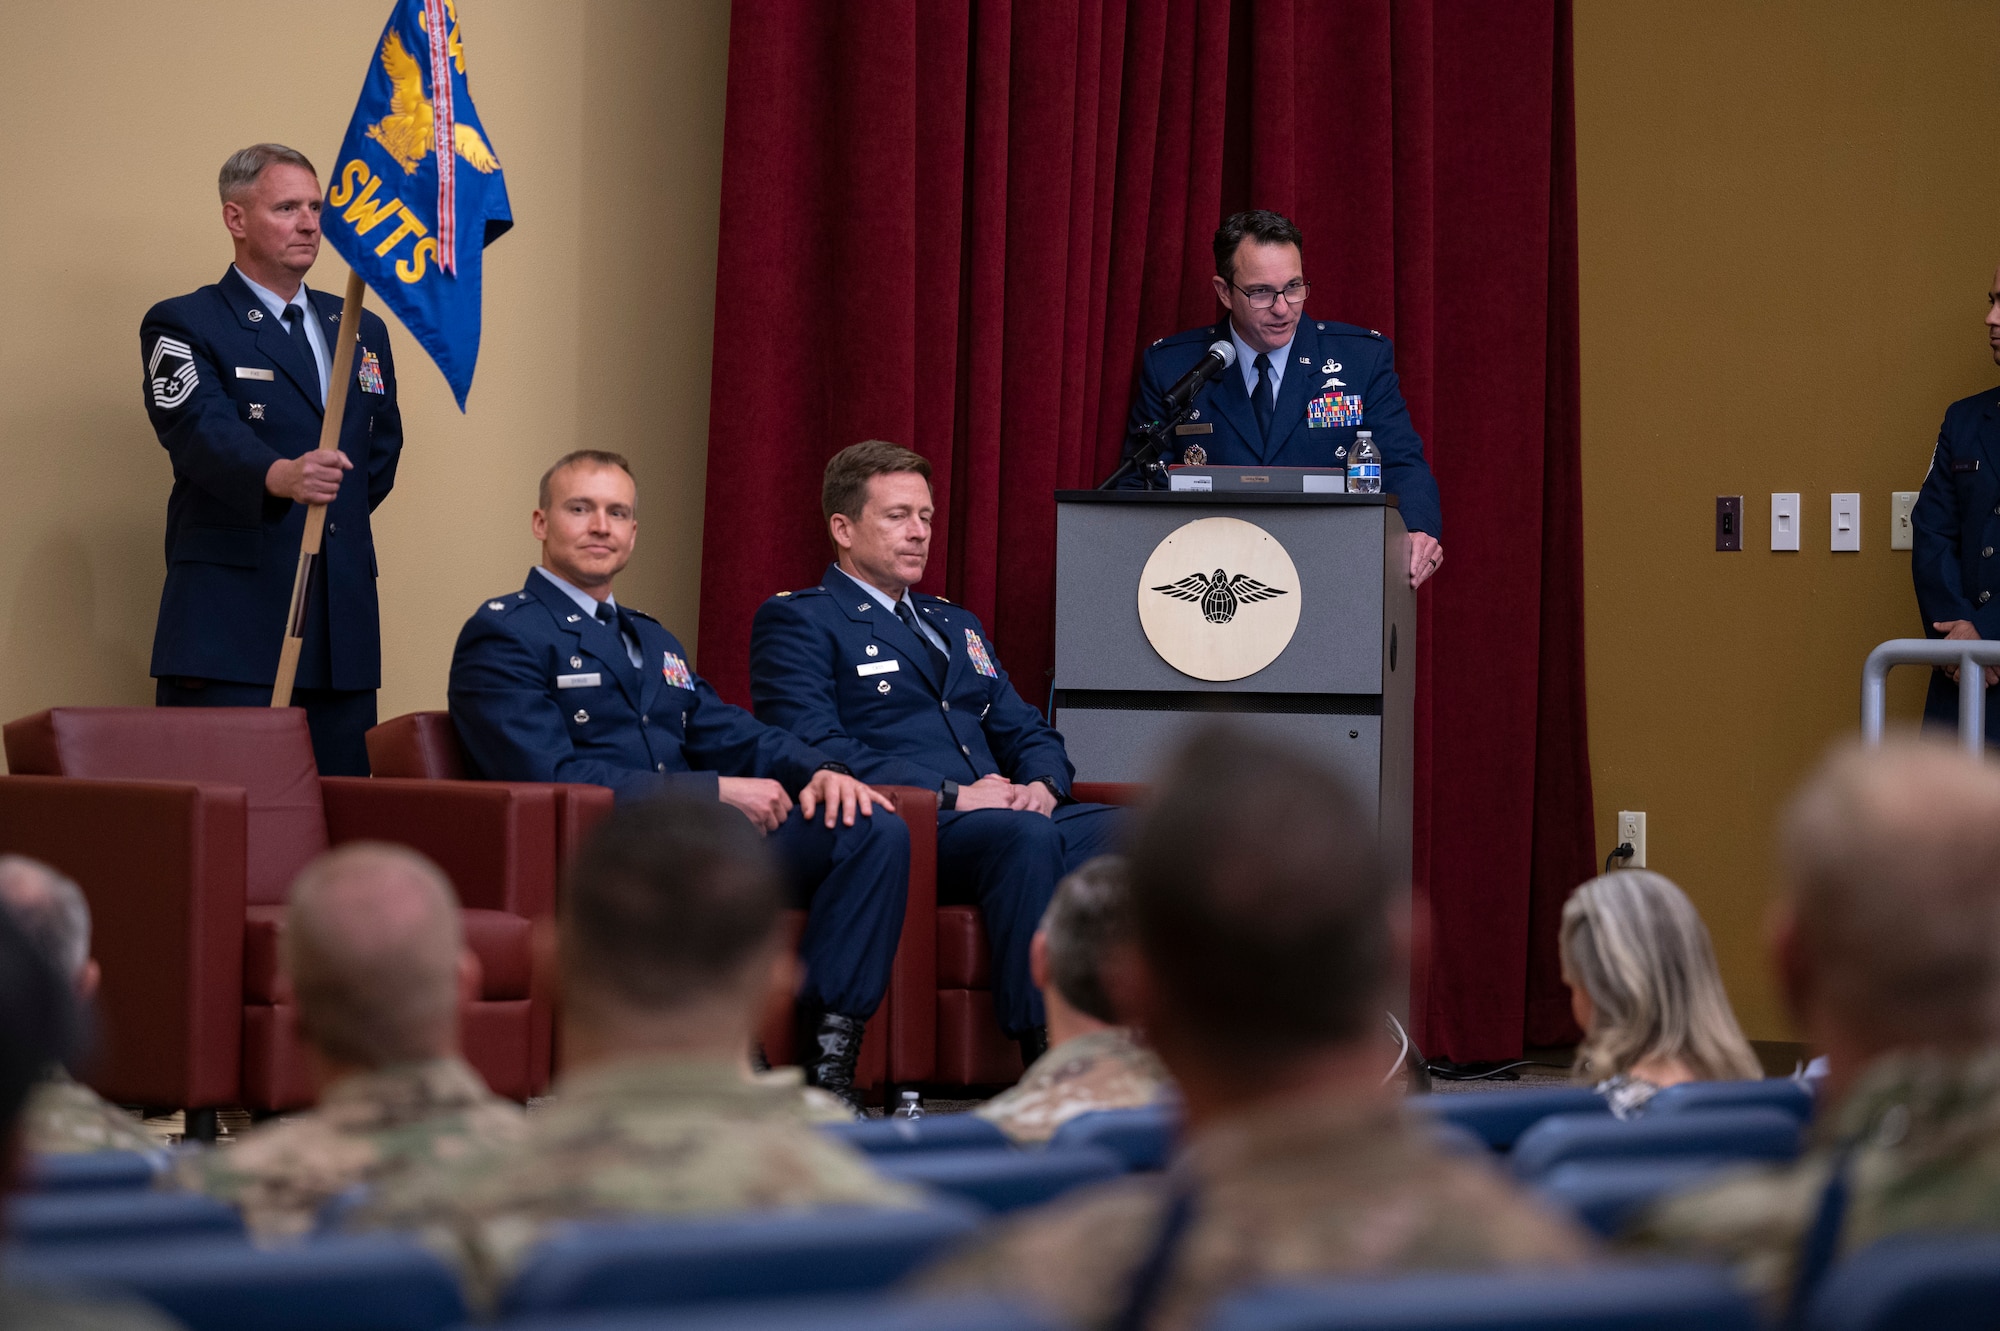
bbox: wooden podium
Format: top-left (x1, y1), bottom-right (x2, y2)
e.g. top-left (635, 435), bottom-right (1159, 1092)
top-left (1051, 490), bottom-right (1415, 895)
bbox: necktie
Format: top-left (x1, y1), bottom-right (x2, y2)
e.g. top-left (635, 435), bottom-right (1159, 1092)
top-left (1252, 351), bottom-right (1275, 442)
top-left (595, 602), bottom-right (635, 669)
top-left (896, 600), bottom-right (950, 685)
top-left (281, 305), bottom-right (321, 406)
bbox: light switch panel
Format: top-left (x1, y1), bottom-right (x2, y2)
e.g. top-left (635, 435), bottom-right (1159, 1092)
top-left (1772, 493), bottom-right (1801, 551)
top-left (1891, 491), bottom-right (1917, 550)
top-left (1831, 492), bottom-right (1860, 552)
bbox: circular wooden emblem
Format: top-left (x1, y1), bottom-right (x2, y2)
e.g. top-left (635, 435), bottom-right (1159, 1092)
top-left (1137, 517), bottom-right (1302, 681)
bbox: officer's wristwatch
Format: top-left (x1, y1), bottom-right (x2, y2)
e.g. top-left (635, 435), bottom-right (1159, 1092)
top-left (1032, 776), bottom-right (1064, 803)
top-left (940, 780), bottom-right (959, 811)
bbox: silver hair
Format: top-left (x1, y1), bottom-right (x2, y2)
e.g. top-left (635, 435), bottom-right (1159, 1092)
top-left (1561, 869), bottom-right (1762, 1083)
top-left (0, 855), bottom-right (91, 979)
top-left (218, 143), bottom-right (317, 203)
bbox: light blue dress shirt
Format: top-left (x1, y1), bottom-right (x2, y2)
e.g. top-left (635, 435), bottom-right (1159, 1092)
top-left (1229, 321), bottom-right (1297, 401)
top-left (234, 265), bottom-right (330, 407)
top-left (536, 566), bottom-right (642, 668)
top-left (836, 566), bottom-right (950, 656)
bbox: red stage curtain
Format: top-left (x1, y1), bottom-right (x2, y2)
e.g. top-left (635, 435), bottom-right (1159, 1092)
top-left (699, 0), bottom-right (1592, 1062)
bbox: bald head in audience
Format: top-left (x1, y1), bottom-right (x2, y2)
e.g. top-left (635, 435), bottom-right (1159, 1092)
top-left (0, 857), bottom-right (97, 1001)
top-left (1774, 737), bottom-right (2000, 1102)
top-left (285, 843), bottom-right (465, 1081)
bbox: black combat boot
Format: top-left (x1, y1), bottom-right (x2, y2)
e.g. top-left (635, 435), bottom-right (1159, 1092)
top-left (1016, 1024), bottom-right (1050, 1070)
top-left (796, 1008), bottom-right (869, 1111)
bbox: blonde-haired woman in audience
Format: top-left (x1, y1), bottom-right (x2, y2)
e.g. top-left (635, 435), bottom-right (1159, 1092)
top-left (1560, 869), bottom-right (1762, 1118)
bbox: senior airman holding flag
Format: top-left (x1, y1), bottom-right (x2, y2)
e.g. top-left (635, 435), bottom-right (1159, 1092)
top-left (140, 0), bottom-right (510, 774)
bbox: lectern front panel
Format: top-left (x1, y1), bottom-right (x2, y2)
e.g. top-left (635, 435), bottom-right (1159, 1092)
top-left (1055, 497), bottom-right (1396, 695)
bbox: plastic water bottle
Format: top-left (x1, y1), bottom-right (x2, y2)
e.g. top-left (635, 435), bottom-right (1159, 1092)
top-left (1347, 431), bottom-right (1382, 494)
top-left (894, 1090), bottom-right (925, 1120)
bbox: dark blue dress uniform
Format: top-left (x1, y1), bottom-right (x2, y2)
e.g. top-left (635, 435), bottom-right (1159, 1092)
top-left (1913, 385), bottom-right (2000, 743)
top-left (450, 570), bottom-right (909, 1019)
top-left (749, 566), bottom-right (1124, 1036)
top-left (140, 267), bottom-right (403, 775)
top-left (1122, 318), bottom-right (1444, 538)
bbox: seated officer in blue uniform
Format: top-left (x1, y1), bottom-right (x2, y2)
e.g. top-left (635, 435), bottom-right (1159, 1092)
top-left (1121, 209), bottom-right (1445, 590)
top-left (449, 450), bottom-right (907, 1105)
top-left (1913, 260), bottom-right (2000, 744)
top-left (749, 441), bottom-right (1124, 1066)
top-left (141, 144), bottom-right (403, 776)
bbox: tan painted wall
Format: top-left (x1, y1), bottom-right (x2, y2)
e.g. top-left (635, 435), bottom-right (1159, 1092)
top-left (0, 1), bottom-right (728, 736)
top-left (1575, 1), bottom-right (2000, 1039)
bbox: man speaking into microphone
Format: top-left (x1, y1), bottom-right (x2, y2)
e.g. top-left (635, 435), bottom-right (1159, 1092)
top-left (1119, 210), bottom-right (1444, 588)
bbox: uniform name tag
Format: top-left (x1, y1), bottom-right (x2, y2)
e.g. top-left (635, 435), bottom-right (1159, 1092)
top-left (857, 659), bottom-right (900, 677)
top-left (1953, 460), bottom-right (1981, 473)
top-left (556, 673), bottom-right (601, 689)
top-left (234, 367), bottom-right (275, 381)
top-left (1174, 423), bottom-right (1213, 435)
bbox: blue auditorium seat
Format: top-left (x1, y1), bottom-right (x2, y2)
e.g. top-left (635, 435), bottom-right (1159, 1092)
top-left (1534, 1157), bottom-right (1743, 1236)
top-left (7, 1233), bottom-right (464, 1331)
top-left (491, 1292), bottom-right (1060, 1331)
top-left (497, 1203), bottom-right (985, 1316)
top-left (822, 1113), bottom-right (1011, 1155)
top-left (1208, 1261), bottom-right (1759, 1330)
top-left (1511, 1107), bottom-right (1802, 1181)
top-left (5, 1189), bottom-right (243, 1245)
top-left (1046, 1105), bottom-right (1178, 1170)
top-left (1646, 1077), bottom-right (1815, 1121)
top-left (23, 1150), bottom-right (167, 1192)
top-left (1408, 1086), bottom-right (1607, 1150)
top-left (1804, 1233), bottom-right (2000, 1331)
top-left (874, 1145), bottom-right (1124, 1212)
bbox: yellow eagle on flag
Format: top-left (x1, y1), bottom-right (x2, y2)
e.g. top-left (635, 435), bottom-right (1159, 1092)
top-left (365, 27), bottom-right (501, 175)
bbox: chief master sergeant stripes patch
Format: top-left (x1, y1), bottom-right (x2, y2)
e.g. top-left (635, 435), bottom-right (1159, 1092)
top-left (148, 335), bottom-right (198, 409)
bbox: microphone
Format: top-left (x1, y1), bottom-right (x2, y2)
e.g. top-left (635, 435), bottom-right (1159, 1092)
top-left (1160, 340), bottom-right (1237, 414)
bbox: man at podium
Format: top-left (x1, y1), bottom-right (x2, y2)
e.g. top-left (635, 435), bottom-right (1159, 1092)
top-left (1121, 209), bottom-right (1445, 588)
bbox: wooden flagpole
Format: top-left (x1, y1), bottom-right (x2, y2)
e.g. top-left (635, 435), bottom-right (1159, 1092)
top-left (271, 267), bottom-right (367, 707)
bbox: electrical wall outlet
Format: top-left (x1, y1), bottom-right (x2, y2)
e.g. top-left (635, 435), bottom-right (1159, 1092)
top-left (1715, 496), bottom-right (1743, 551)
top-left (1771, 493), bottom-right (1801, 551)
top-left (1891, 491), bottom-right (1917, 551)
top-left (1831, 493), bottom-right (1861, 552)
top-left (1617, 810), bottom-right (1647, 868)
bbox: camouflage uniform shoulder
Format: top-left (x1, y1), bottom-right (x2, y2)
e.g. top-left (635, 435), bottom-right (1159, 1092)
top-left (187, 1059), bottom-right (525, 1244)
top-left (976, 1028), bottom-right (1173, 1144)
top-left (349, 1056), bottom-right (917, 1312)
top-left (753, 1065), bottom-right (860, 1124)
top-left (22, 1072), bottom-right (158, 1156)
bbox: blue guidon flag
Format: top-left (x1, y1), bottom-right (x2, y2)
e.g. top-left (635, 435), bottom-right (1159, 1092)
top-left (325, 0), bottom-right (511, 409)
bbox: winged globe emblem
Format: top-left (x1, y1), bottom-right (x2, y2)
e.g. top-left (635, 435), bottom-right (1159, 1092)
top-left (366, 22), bottom-right (502, 175)
top-left (1151, 569), bottom-right (1289, 625)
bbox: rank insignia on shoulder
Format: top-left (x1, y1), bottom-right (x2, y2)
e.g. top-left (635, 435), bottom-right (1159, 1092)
top-left (487, 600), bottom-right (506, 611)
top-left (148, 336), bottom-right (198, 410)
top-left (775, 590), bottom-right (792, 597)
top-left (965, 628), bottom-right (1000, 679)
top-left (661, 652), bottom-right (695, 690)
top-left (357, 349), bottom-right (386, 395)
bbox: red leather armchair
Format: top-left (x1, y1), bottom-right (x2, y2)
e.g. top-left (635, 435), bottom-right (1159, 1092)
top-left (364, 713), bottom-right (906, 1094)
top-left (0, 707), bottom-right (561, 1117)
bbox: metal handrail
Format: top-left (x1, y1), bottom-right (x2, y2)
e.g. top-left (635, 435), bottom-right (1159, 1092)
top-left (1860, 638), bottom-right (2000, 755)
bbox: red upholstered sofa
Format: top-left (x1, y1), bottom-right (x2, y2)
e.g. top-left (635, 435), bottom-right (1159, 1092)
top-left (0, 707), bottom-right (565, 1121)
top-left (364, 712), bottom-right (902, 1093)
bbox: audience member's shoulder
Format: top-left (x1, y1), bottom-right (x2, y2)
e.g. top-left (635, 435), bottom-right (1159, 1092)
top-left (23, 1074), bottom-right (158, 1156)
top-left (1619, 1159), bottom-right (1818, 1303)
top-left (0, 1284), bottom-right (185, 1331)
top-left (913, 1172), bottom-right (1167, 1326)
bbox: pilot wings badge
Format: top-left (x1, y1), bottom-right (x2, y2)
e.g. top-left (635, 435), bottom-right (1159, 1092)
top-left (1150, 569), bottom-right (1289, 625)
